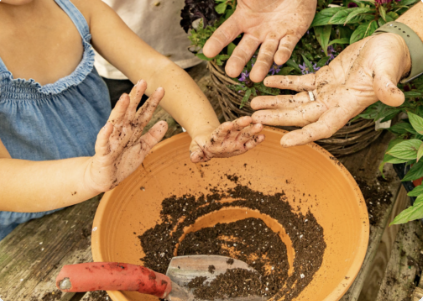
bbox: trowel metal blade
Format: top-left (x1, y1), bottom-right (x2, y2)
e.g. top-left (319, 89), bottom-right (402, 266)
top-left (165, 255), bottom-right (265, 301)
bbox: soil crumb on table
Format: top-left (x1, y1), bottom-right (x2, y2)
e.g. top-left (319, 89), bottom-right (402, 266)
top-left (138, 176), bottom-right (326, 301)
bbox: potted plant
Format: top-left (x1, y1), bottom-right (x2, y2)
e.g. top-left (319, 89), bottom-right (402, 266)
top-left (180, 0), bottom-right (423, 157)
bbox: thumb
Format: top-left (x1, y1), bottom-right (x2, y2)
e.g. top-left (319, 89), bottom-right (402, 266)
top-left (189, 140), bottom-right (206, 163)
top-left (373, 72), bottom-right (405, 107)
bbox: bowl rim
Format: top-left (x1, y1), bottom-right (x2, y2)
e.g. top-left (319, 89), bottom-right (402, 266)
top-left (91, 126), bottom-right (369, 301)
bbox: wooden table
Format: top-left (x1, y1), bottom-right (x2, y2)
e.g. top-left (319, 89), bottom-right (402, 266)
top-left (1, 63), bottom-right (422, 301)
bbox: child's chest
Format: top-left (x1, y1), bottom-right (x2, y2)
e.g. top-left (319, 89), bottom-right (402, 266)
top-left (0, 7), bottom-right (84, 86)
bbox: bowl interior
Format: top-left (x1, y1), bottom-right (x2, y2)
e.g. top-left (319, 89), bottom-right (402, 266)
top-left (92, 127), bottom-right (368, 301)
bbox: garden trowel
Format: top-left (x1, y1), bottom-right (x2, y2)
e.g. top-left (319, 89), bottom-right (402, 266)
top-left (56, 255), bottom-right (265, 301)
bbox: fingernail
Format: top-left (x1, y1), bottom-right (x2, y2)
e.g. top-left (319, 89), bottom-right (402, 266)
top-left (137, 79), bottom-right (144, 86)
top-left (156, 87), bottom-right (164, 92)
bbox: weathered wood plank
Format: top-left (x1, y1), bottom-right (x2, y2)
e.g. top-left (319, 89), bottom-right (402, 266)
top-left (339, 131), bottom-right (404, 301)
top-left (358, 186), bottom-right (411, 301)
top-left (0, 196), bottom-right (100, 301)
top-left (413, 287), bottom-right (423, 301)
top-left (375, 219), bottom-right (423, 301)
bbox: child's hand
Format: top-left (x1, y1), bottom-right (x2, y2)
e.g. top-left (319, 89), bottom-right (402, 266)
top-left (86, 81), bottom-right (168, 192)
top-left (189, 117), bottom-right (264, 163)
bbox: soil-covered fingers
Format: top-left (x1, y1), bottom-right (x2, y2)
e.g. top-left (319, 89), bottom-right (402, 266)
top-left (251, 93), bottom-right (310, 110)
top-left (210, 122), bottom-right (234, 145)
top-left (108, 93), bottom-right (130, 128)
top-left (137, 121), bottom-right (168, 155)
top-left (264, 74), bottom-right (316, 91)
top-left (252, 102), bottom-right (327, 127)
top-left (126, 80), bottom-right (148, 121)
top-left (237, 123), bottom-right (264, 144)
top-left (250, 36), bottom-right (279, 83)
top-left (94, 122), bottom-right (114, 157)
top-left (225, 35), bottom-right (261, 78)
top-left (280, 106), bottom-right (351, 147)
top-left (203, 17), bottom-right (242, 59)
top-left (245, 134), bottom-right (265, 150)
top-left (274, 35), bottom-right (300, 66)
top-left (134, 87), bottom-right (165, 129)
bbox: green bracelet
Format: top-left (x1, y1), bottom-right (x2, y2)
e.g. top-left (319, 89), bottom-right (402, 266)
top-left (373, 21), bottom-right (423, 83)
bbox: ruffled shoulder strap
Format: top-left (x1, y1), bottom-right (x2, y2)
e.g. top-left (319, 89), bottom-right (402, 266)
top-left (54, 0), bottom-right (92, 41)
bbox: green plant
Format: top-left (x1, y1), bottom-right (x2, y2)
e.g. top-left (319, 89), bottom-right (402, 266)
top-left (181, 0), bottom-right (423, 223)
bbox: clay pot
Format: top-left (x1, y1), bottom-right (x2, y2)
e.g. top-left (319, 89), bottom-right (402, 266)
top-left (92, 127), bottom-right (369, 301)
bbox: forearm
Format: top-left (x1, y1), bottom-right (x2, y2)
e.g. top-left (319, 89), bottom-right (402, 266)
top-left (88, 0), bottom-right (220, 138)
top-left (129, 62), bottom-right (220, 138)
top-left (0, 157), bottom-right (98, 212)
top-left (397, 1), bottom-right (423, 41)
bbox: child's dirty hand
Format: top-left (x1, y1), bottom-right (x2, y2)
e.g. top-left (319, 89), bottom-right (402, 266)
top-left (189, 116), bottom-right (265, 163)
top-left (86, 81), bottom-right (168, 192)
top-left (251, 33), bottom-right (411, 147)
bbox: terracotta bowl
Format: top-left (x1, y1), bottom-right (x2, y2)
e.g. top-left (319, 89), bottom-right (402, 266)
top-left (92, 127), bottom-right (369, 301)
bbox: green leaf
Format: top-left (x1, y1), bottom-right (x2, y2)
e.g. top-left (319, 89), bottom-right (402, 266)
top-left (379, 6), bottom-right (387, 22)
top-left (215, 3), bottom-right (227, 14)
top-left (314, 26), bottom-right (332, 55)
top-left (391, 201), bottom-right (423, 225)
top-left (301, 55), bottom-right (314, 73)
top-left (405, 91), bottom-right (423, 98)
top-left (379, 153), bottom-right (409, 175)
top-left (344, 7), bottom-right (375, 25)
top-left (388, 122), bottom-right (417, 135)
top-left (311, 13), bottom-right (332, 27)
top-left (414, 194), bottom-right (423, 205)
top-left (400, 0), bottom-right (420, 5)
top-left (328, 38), bottom-right (350, 46)
top-left (227, 43), bottom-right (236, 57)
top-left (316, 56), bottom-right (330, 68)
top-left (320, 7), bottom-right (346, 16)
top-left (196, 53), bottom-right (212, 61)
top-left (279, 67), bottom-right (295, 76)
top-left (417, 143), bottom-right (423, 162)
top-left (365, 20), bottom-right (379, 38)
top-left (403, 161), bottom-right (423, 182)
top-left (329, 10), bottom-right (349, 25)
top-left (387, 11), bottom-right (399, 20)
top-left (240, 89), bottom-right (252, 109)
top-left (350, 21), bottom-right (371, 44)
top-left (408, 112), bottom-right (423, 134)
top-left (388, 139), bottom-right (423, 160)
top-left (378, 18), bottom-right (386, 27)
top-left (285, 59), bottom-right (302, 73)
top-left (408, 185), bottom-right (423, 197)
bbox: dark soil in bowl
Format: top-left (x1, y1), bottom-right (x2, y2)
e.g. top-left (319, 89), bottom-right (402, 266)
top-left (138, 175), bottom-right (326, 301)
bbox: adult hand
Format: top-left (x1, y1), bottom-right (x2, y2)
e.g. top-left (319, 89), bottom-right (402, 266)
top-left (203, 0), bottom-right (317, 82)
top-left (190, 116), bottom-right (264, 163)
top-left (87, 81), bottom-right (168, 191)
top-left (251, 33), bottom-right (411, 147)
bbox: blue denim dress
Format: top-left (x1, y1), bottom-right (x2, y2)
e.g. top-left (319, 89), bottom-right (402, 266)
top-left (0, 0), bottom-right (111, 240)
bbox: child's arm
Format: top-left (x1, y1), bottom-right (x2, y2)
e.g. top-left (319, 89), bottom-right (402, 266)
top-left (76, 0), bottom-right (264, 162)
top-left (0, 82), bottom-right (167, 212)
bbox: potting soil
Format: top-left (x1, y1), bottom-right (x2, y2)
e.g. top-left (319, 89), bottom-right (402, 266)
top-left (138, 175), bottom-right (326, 301)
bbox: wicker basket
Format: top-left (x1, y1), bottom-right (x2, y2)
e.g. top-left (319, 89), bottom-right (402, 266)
top-left (208, 61), bottom-right (382, 157)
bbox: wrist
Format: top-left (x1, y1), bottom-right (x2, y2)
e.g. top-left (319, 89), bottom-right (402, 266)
top-left (83, 157), bottom-right (107, 195)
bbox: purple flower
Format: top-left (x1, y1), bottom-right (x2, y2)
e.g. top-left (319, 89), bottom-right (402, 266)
top-left (269, 63), bottom-right (282, 75)
top-left (239, 70), bottom-right (250, 82)
top-left (375, 0), bottom-right (400, 3)
top-left (299, 62), bottom-right (320, 75)
top-left (348, 2), bottom-right (358, 7)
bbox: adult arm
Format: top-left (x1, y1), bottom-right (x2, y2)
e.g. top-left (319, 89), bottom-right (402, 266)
top-left (251, 2), bottom-right (423, 147)
top-left (0, 83), bottom-right (167, 212)
top-left (203, 0), bottom-right (317, 82)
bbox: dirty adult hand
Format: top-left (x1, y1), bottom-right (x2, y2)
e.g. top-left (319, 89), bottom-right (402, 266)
top-left (251, 33), bottom-right (411, 147)
top-left (203, 0), bottom-right (317, 83)
top-left (190, 116), bottom-right (265, 163)
top-left (87, 81), bottom-right (168, 192)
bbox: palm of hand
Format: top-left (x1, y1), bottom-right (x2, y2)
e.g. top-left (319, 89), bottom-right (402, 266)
top-left (251, 33), bottom-right (410, 147)
top-left (190, 117), bottom-right (264, 163)
top-left (87, 82), bottom-right (168, 192)
top-left (203, 0), bottom-right (316, 82)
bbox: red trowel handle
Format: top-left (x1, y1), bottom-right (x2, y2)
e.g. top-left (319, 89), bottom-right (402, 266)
top-left (56, 262), bottom-right (172, 298)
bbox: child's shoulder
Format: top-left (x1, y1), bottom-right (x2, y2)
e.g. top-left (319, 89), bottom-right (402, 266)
top-left (68, 0), bottom-right (106, 25)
